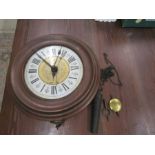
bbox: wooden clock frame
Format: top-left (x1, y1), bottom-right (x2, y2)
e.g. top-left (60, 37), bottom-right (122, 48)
top-left (10, 34), bottom-right (100, 121)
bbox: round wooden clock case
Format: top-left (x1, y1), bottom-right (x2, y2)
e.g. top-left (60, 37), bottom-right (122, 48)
top-left (10, 34), bottom-right (100, 121)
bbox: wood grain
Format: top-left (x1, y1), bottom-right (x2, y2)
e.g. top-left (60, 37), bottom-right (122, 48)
top-left (0, 20), bottom-right (155, 134)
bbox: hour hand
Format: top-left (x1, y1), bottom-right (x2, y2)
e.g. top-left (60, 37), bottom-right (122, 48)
top-left (51, 66), bottom-right (58, 78)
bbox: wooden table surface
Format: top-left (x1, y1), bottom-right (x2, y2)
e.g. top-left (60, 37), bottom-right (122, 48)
top-left (0, 19), bottom-right (155, 134)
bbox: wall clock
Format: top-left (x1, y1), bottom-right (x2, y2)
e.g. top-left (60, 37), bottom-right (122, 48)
top-left (10, 34), bottom-right (100, 121)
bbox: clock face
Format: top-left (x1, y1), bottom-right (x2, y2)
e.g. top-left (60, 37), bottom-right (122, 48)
top-left (24, 45), bottom-right (83, 99)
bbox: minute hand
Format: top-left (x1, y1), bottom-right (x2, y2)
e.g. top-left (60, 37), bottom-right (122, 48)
top-left (36, 53), bottom-right (52, 68)
top-left (53, 46), bottom-right (62, 66)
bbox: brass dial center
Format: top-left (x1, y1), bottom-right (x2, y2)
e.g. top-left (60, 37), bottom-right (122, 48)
top-left (38, 57), bottom-right (70, 84)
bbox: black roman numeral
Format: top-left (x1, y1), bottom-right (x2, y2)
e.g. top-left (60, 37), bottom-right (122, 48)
top-left (61, 50), bottom-right (67, 57)
top-left (40, 84), bottom-right (46, 92)
top-left (61, 83), bottom-right (69, 91)
top-left (32, 58), bottom-right (41, 65)
top-left (69, 76), bottom-right (77, 79)
top-left (28, 69), bottom-right (37, 73)
top-left (51, 85), bottom-right (57, 94)
top-left (68, 56), bottom-right (76, 63)
top-left (41, 51), bottom-right (46, 56)
top-left (71, 66), bottom-right (79, 70)
top-left (31, 78), bottom-right (39, 84)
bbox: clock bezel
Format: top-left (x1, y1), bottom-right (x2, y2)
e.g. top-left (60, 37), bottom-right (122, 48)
top-left (11, 34), bottom-right (100, 120)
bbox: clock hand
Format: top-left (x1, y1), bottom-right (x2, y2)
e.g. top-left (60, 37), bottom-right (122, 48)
top-left (51, 66), bottom-right (58, 78)
top-left (53, 46), bottom-right (62, 67)
top-left (55, 48), bottom-right (68, 67)
top-left (51, 47), bottom-right (62, 78)
top-left (36, 53), bottom-right (53, 68)
top-left (36, 53), bottom-right (57, 78)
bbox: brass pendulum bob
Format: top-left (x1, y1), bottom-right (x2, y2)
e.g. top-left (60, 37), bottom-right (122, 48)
top-left (109, 98), bottom-right (122, 112)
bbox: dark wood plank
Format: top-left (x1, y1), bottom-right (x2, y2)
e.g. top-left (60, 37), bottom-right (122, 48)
top-left (0, 20), bottom-right (155, 134)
